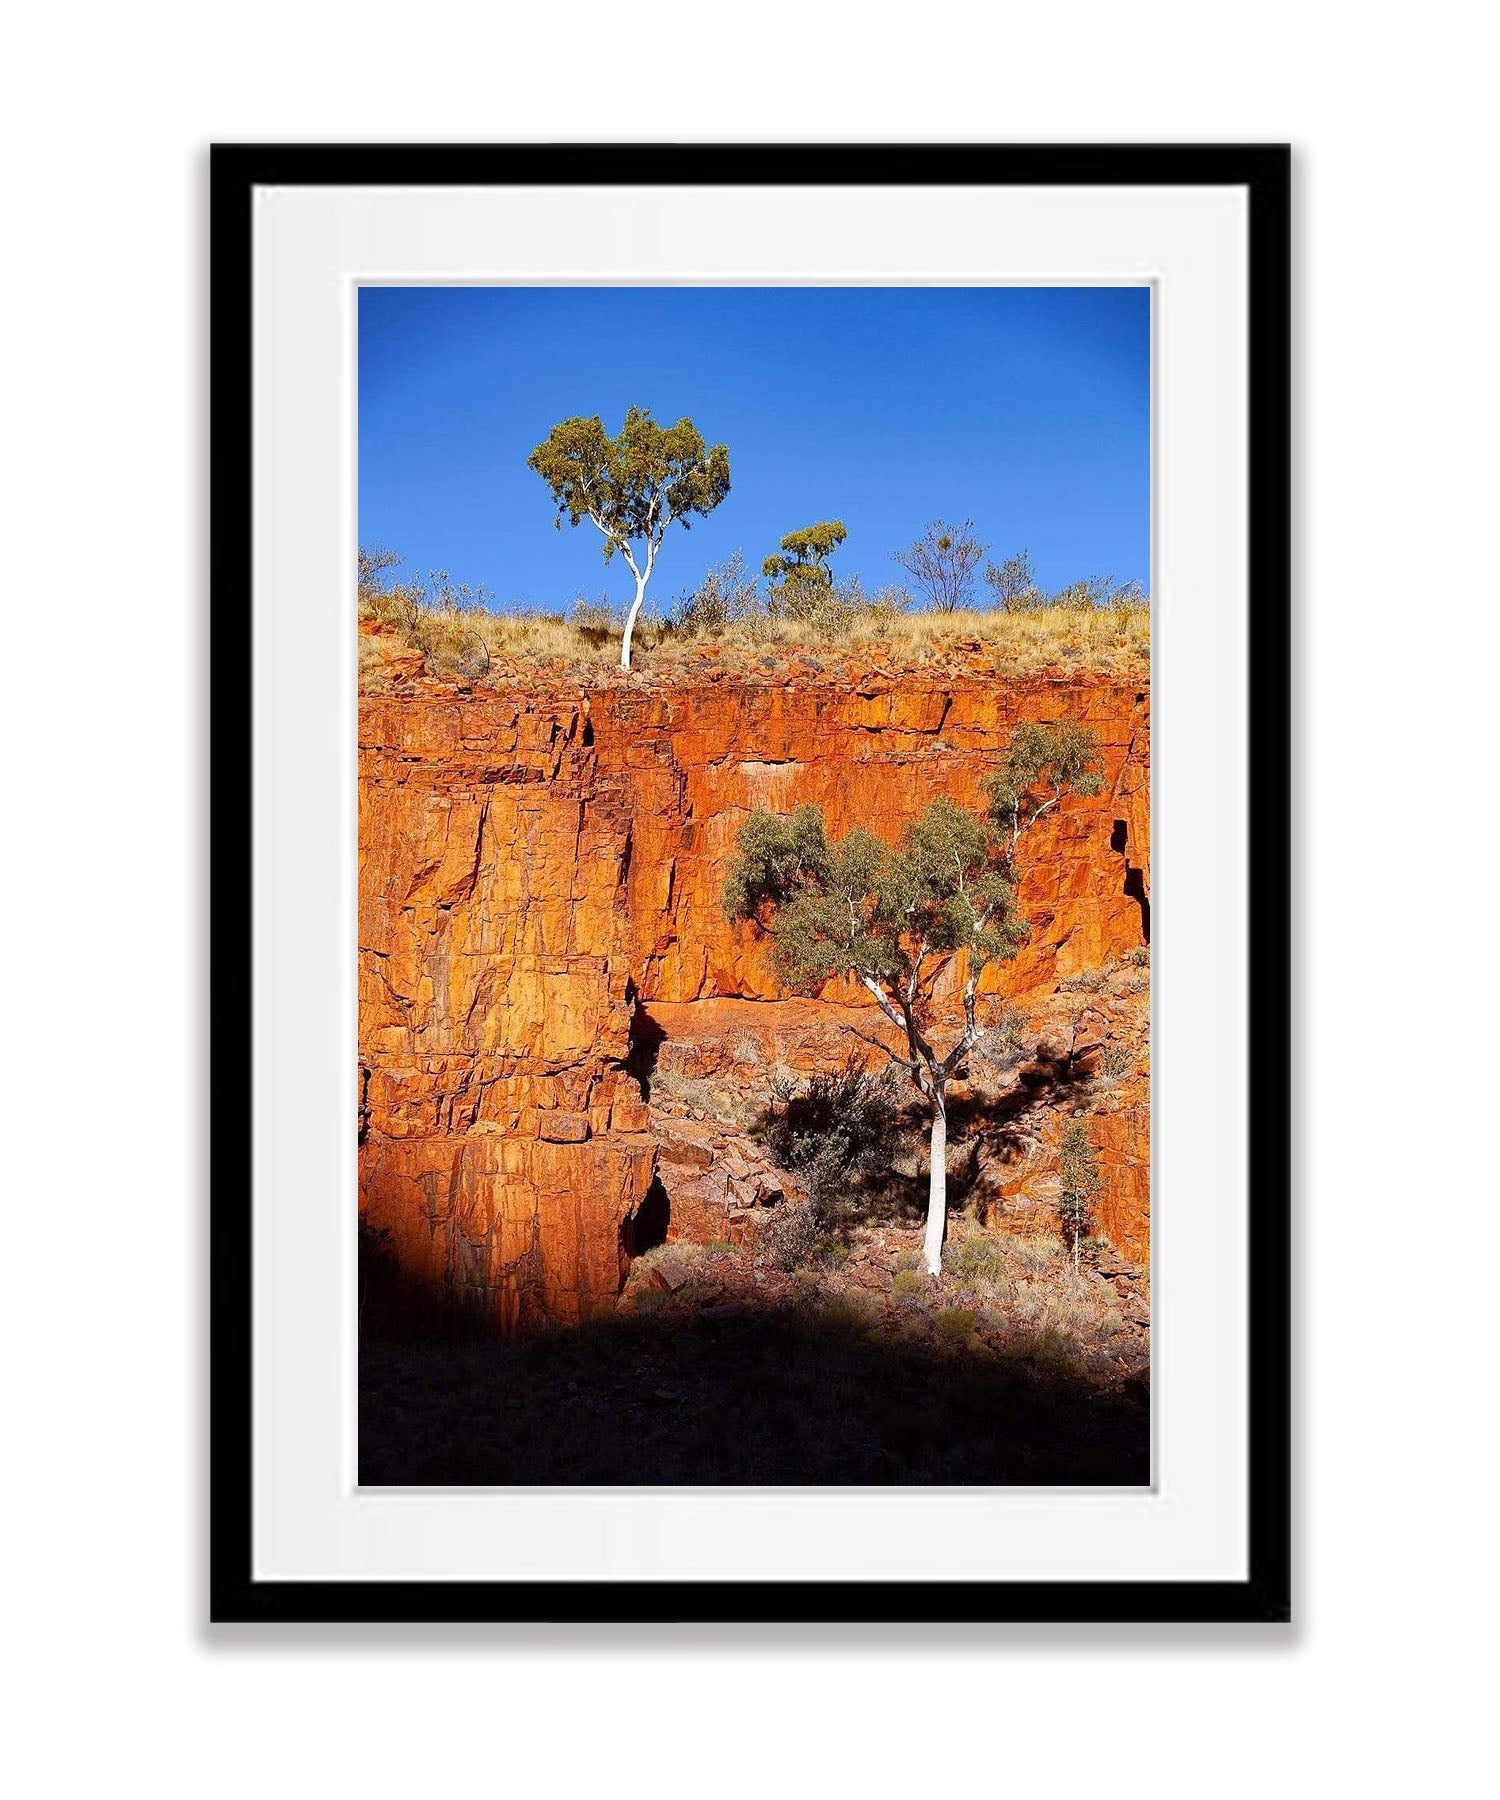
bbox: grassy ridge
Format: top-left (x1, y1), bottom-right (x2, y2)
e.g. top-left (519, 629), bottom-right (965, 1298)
top-left (361, 588), bottom-right (1151, 681)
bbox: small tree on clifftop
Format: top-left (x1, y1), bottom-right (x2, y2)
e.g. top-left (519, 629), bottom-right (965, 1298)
top-left (763, 520), bottom-right (847, 617)
top-left (724, 721), bottom-right (1104, 1273)
top-left (527, 407), bottom-right (730, 670)
top-left (892, 519), bottom-right (987, 612)
top-left (982, 547), bottom-right (1042, 612)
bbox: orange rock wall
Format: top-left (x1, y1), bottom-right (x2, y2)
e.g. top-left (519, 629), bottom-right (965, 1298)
top-left (359, 658), bottom-right (1150, 1320)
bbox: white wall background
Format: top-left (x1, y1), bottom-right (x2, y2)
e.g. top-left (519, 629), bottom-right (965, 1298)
top-left (2, 6), bottom-right (1494, 1796)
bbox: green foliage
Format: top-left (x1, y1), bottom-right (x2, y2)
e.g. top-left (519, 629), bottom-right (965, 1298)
top-left (891, 518), bottom-right (987, 612)
top-left (724, 792), bottom-right (1032, 998)
top-left (1057, 1119), bottom-right (1103, 1269)
top-left (722, 804), bottom-right (834, 920)
top-left (763, 520), bottom-right (847, 615)
top-left (879, 796), bottom-right (1025, 968)
top-left (984, 720), bottom-right (1105, 842)
top-left (723, 720), bottom-right (1104, 1152)
top-left (526, 406), bottom-right (730, 563)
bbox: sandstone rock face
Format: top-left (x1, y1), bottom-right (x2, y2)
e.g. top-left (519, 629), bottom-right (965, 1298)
top-left (359, 646), bottom-right (1151, 1323)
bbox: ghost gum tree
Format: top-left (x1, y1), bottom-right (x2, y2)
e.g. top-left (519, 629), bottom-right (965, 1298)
top-left (527, 407), bottom-right (730, 670)
top-left (725, 722), bottom-right (1104, 1274)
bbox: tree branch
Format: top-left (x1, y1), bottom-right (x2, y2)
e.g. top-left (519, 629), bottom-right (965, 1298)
top-left (859, 974), bottom-right (907, 1035)
top-left (906, 941), bottom-right (928, 1007)
top-left (848, 1026), bottom-right (920, 1079)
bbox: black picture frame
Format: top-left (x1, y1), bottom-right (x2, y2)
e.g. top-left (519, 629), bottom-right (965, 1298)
top-left (210, 142), bottom-right (1290, 1626)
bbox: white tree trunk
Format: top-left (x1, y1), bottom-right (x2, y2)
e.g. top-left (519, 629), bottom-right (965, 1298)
top-left (619, 573), bottom-right (648, 670)
top-left (923, 1094), bottom-right (948, 1275)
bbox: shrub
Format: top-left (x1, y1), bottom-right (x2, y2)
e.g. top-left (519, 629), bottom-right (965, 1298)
top-left (1059, 963), bottom-right (1112, 993)
top-left (1107, 579), bottom-right (1149, 612)
top-left (865, 584), bottom-right (913, 629)
top-left (892, 1268), bottom-right (926, 1299)
top-left (649, 1065), bottom-right (753, 1127)
top-left (934, 1307), bottom-right (980, 1347)
top-left (1009, 1233), bottom-right (1065, 1276)
top-left (763, 521), bottom-right (847, 615)
top-left (677, 550), bottom-right (761, 635)
top-left (762, 1200), bottom-right (822, 1272)
top-left (1057, 1120), bottom-right (1102, 1272)
top-left (780, 574), bottom-right (863, 640)
top-left (1051, 575), bottom-right (1149, 613)
top-left (807, 1293), bottom-right (881, 1338)
top-left (1033, 1324), bottom-right (1085, 1375)
top-left (945, 1233), bottom-right (1012, 1296)
top-left (357, 546), bottom-right (423, 633)
top-left (1099, 1042), bottom-right (1130, 1080)
top-left (759, 1055), bottom-right (900, 1225)
top-left (982, 548), bottom-right (1044, 612)
top-left (570, 593), bottom-right (623, 638)
top-left (425, 567), bottom-right (495, 613)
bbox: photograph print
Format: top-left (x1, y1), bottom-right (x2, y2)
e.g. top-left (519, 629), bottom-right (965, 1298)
top-left (356, 283), bottom-right (1152, 1487)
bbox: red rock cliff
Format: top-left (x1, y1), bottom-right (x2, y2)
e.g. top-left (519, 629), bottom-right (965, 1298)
top-left (359, 647), bottom-right (1150, 1324)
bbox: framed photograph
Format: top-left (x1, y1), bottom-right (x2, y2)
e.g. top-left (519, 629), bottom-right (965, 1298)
top-left (211, 143), bottom-right (1289, 1623)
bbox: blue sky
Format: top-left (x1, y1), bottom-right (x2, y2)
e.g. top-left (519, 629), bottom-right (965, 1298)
top-left (358, 286), bottom-right (1150, 613)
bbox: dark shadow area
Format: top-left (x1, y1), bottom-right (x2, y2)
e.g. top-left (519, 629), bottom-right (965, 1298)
top-left (360, 1213), bottom-right (550, 1345)
top-left (360, 1301), bottom-right (1149, 1487)
top-left (948, 1041), bottom-right (1097, 1141)
top-left (1124, 865), bottom-right (1151, 943)
top-left (624, 992), bottom-right (667, 1098)
top-left (1111, 817), bottom-right (1150, 944)
top-left (744, 1049), bottom-right (1103, 1236)
top-left (620, 1174), bottom-right (671, 1257)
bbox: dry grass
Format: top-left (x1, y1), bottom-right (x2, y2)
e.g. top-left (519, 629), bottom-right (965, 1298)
top-left (648, 1065), bottom-right (759, 1130)
top-left (361, 595), bottom-right (1150, 683)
